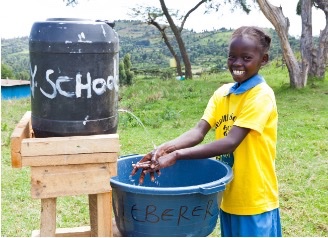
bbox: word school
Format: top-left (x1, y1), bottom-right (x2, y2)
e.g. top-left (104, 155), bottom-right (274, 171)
top-left (30, 65), bottom-right (119, 99)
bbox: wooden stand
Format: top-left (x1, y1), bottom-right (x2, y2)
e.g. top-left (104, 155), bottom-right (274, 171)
top-left (11, 111), bottom-right (119, 237)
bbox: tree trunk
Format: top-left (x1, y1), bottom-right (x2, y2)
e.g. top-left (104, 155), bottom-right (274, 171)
top-left (162, 33), bottom-right (183, 76)
top-left (149, 20), bottom-right (183, 76)
top-left (159, 0), bottom-right (193, 79)
top-left (257, 0), bottom-right (305, 88)
top-left (310, 0), bottom-right (328, 79)
top-left (300, 0), bottom-right (312, 87)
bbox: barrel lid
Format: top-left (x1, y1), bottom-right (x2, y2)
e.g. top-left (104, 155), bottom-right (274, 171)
top-left (46, 18), bottom-right (92, 21)
top-left (29, 18), bottom-right (119, 53)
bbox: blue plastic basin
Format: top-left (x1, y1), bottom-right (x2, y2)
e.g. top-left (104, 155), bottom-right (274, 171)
top-left (110, 154), bottom-right (233, 237)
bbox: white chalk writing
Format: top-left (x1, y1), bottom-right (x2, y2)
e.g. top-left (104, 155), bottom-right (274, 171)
top-left (30, 64), bottom-right (37, 97)
top-left (76, 72), bottom-right (91, 98)
top-left (57, 76), bottom-right (75, 98)
top-left (30, 58), bottom-right (119, 99)
top-left (40, 69), bottom-right (57, 99)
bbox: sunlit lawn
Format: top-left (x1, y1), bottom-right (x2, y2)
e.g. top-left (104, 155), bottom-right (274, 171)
top-left (1, 64), bottom-right (328, 236)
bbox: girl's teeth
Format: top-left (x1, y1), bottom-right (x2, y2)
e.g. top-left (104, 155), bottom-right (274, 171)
top-left (233, 70), bottom-right (244, 75)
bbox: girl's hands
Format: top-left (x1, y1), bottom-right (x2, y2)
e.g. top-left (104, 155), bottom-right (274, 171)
top-left (131, 144), bottom-right (177, 184)
top-left (130, 150), bottom-right (158, 184)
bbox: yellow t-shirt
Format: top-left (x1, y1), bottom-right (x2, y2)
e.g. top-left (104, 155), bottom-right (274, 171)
top-left (201, 74), bottom-right (279, 215)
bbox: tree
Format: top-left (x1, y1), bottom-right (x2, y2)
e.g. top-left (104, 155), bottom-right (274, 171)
top-left (119, 61), bottom-right (127, 85)
top-left (119, 54), bottom-right (134, 86)
top-left (123, 53), bottom-right (134, 85)
top-left (1, 63), bottom-right (14, 79)
top-left (256, 0), bottom-right (305, 88)
top-left (131, 0), bottom-right (251, 79)
top-left (158, 0), bottom-right (203, 79)
top-left (16, 71), bottom-right (30, 80)
top-left (130, 1), bottom-right (209, 79)
top-left (256, 0), bottom-right (328, 88)
top-left (297, 0), bottom-right (328, 79)
top-left (142, 8), bottom-right (184, 77)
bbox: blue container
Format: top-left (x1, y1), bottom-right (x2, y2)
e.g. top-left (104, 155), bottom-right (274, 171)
top-left (110, 154), bottom-right (233, 237)
top-left (1, 80), bottom-right (31, 100)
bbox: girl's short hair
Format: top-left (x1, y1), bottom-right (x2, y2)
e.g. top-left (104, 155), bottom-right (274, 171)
top-left (231, 26), bottom-right (271, 54)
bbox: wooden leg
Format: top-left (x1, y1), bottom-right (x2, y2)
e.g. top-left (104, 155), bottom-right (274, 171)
top-left (96, 192), bottom-right (112, 237)
top-left (89, 193), bottom-right (112, 237)
top-left (40, 198), bottom-right (57, 237)
top-left (89, 194), bottom-right (98, 237)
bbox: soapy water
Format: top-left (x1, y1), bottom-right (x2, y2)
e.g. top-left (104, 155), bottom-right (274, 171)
top-left (128, 174), bottom-right (161, 187)
top-left (128, 161), bottom-right (162, 186)
top-left (128, 175), bottom-right (136, 185)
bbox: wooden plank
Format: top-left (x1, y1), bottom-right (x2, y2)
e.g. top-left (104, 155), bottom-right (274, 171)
top-left (53, 226), bottom-right (91, 237)
top-left (109, 161), bottom-right (118, 177)
top-left (31, 163), bottom-right (114, 199)
top-left (10, 111), bottom-right (32, 168)
top-left (32, 226), bottom-right (91, 237)
top-left (96, 192), bottom-right (113, 237)
top-left (32, 221), bottom-right (121, 236)
top-left (22, 152), bottom-right (118, 167)
top-left (89, 194), bottom-right (98, 237)
top-left (40, 198), bottom-right (57, 237)
top-left (21, 134), bottom-right (119, 157)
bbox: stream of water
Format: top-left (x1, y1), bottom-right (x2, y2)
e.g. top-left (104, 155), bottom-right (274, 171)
top-left (117, 109), bottom-right (160, 185)
top-left (118, 109), bottom-right (157, 150)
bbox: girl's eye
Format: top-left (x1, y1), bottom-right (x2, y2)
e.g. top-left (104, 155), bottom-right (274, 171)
top-left (243, 56), bottom-right (252, 61)
top-left (228, 55), bottom-right (235, 60)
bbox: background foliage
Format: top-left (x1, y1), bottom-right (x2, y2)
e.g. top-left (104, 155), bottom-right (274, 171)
top-left (1, 20), bottom-right (302, 79)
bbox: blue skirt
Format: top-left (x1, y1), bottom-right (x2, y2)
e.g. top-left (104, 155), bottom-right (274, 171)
top-left (220, 208), bottom-right (282, 237)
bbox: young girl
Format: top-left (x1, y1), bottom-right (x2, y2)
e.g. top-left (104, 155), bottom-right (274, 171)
top-left (132, 26), bottom-right (282, 237)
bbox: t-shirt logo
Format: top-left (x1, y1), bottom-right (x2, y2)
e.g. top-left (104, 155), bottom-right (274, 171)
top-left (217, 153), bottom-right (234, 167)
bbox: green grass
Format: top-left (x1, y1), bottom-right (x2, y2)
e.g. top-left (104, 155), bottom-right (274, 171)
top-left (1, 65), bottom-right (328, 236)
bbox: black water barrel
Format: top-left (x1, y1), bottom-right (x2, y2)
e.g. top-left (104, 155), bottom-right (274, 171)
top-left (29, 18), bottom-right (119, 137)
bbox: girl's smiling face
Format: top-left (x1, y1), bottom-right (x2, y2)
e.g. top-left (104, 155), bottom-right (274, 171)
top-left (227, 36), bottom-right (268, 83)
